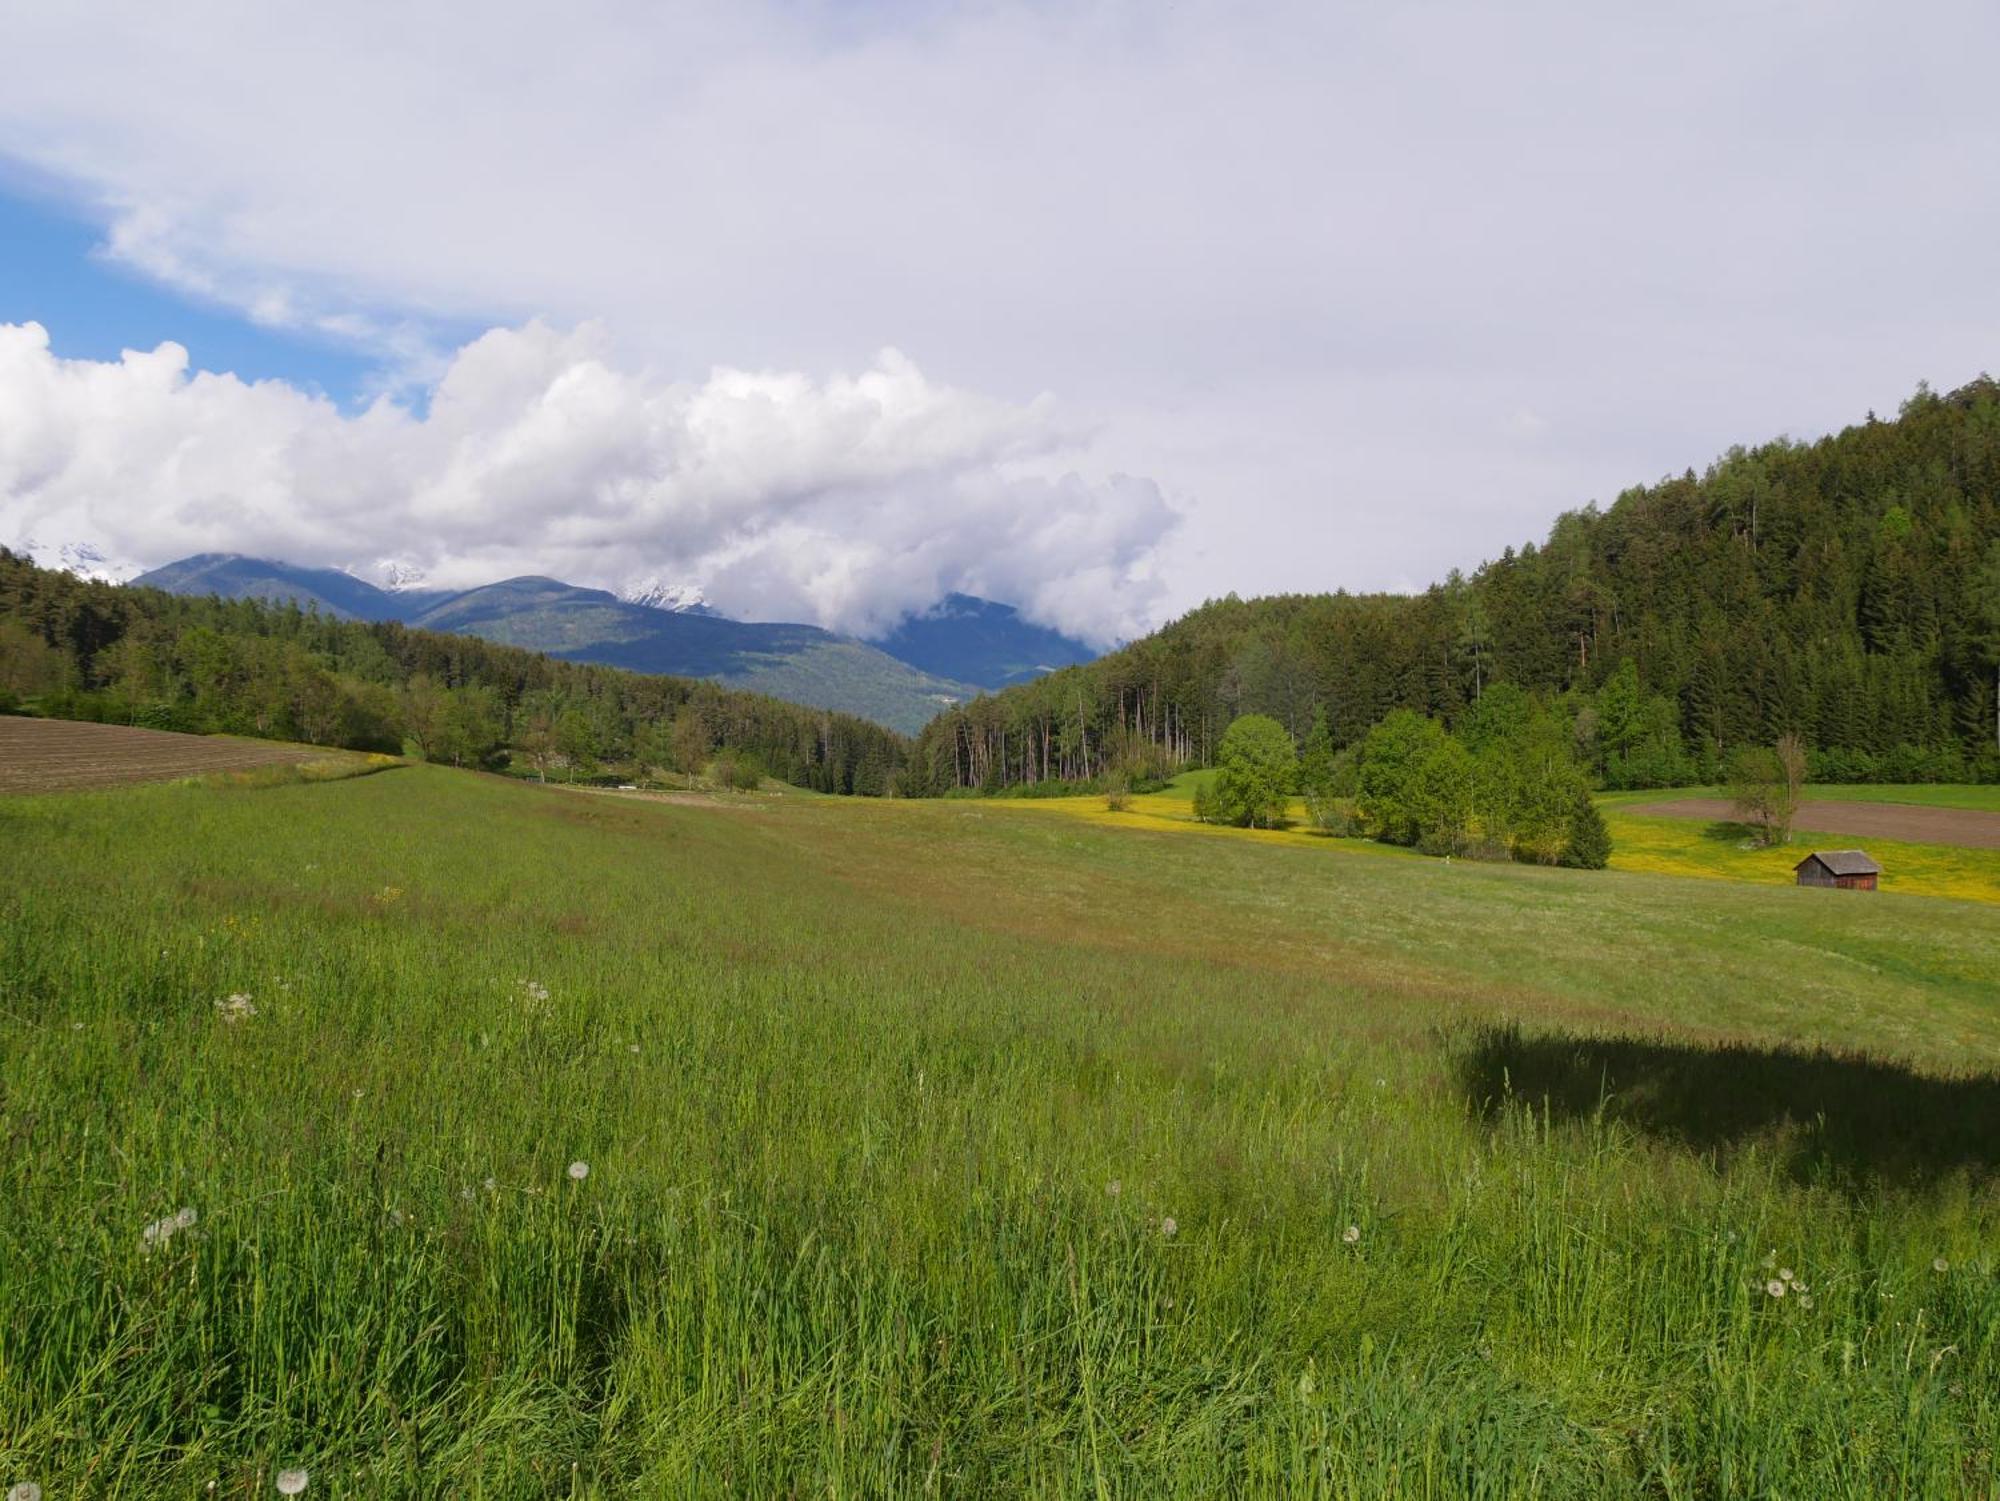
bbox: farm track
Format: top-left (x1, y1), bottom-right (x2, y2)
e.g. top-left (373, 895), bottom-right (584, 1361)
top-left (1626, 796), bottom-right (2000, 851)
top-left (0, 716), bottom-right (325, 793)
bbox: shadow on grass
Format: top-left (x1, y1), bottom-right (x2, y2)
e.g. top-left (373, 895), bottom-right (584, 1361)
top-left (1456, 1024), bottom-right (2000, 1186)
top-left (1696, 819), bottom-right (1774, 846)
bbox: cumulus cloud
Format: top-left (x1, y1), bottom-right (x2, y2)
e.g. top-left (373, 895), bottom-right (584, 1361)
top-left (2, 0), bottom-right (1998, 619)
top-left (0, 320), bottom-right (1173, 642)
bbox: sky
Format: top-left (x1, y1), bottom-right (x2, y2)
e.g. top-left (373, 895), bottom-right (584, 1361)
top-left (1, 0), bottom-right (1997, 644)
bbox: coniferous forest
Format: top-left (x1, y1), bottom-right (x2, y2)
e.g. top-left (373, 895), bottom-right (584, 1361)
top-left (908, 380), bottom-right (2000, 792)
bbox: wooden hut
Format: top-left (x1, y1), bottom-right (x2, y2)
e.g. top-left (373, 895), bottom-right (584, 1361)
top-left (1793, 850), bottom-right (1881, 891)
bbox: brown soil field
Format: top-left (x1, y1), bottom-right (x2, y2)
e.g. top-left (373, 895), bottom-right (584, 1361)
top-left (1626, 796), bottom-right (2000, 851)
top-left (0, 717), bottom-right (328, 794)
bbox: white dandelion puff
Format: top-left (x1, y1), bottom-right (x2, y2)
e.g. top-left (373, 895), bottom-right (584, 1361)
top-left (1798, 1294), bottom-right (1815, 1310)
top-left (1342, 1224), bottom-right (1361, 1245)
top-left (1106, 1180), bottom-right (1121, 1197)
top-left (1765, 1279), bottom-right (1786, 1299)
top-left (1933, 1256), bottom-right (1950, 1273)
top-left (567, 1161), bottom-right (590, 1182)
top-left (215, 993), bottom-right (257, 1023)
top-left (628, 1044), bottom-right (639, 1054)
top-left (1160, 1216), bottom-right (1178, 1238)
top-left (276, 1467), bottom-right (310, 1495)
top-left (483, 1176), bottom-right (497, 1193)
top-left (142, 1206), bottom-right (198, 1248)
top-left (10, 1481), bottom-right (45, 1501)
top-left (1778, 1268), bottom-right (1795, 1283)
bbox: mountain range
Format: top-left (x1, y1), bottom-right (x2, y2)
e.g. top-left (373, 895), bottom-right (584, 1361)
top-left (129, 554), bottom-right (1095, 732)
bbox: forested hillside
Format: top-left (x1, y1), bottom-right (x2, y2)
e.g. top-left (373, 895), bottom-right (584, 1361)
top-left (910, 380), bottom-right (2000, 792)
top-left (0, 551), bottom-right (906, 794)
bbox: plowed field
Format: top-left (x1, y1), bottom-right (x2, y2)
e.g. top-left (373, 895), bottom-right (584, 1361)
top-left (0, 716), bottom-right (326, 793)
top-left (1624, 795), bottom-right (2000, 850)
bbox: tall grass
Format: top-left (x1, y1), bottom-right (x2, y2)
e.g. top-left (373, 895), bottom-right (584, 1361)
top-left (1, 770), bottom-right (1997, 1495)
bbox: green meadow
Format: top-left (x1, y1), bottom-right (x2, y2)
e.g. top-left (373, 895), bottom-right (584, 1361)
top-left (4, 767), bottom-right (2000, 1496)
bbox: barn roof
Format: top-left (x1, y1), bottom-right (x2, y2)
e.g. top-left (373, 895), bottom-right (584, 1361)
top-left (1795, 849), bottom-right (1881, 876)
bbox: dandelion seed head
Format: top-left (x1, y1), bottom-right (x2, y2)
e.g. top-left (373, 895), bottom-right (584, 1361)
top-left (1342, 1225), bottom-right (1361, 1244)
top-left (142, 1207), bottom-right (197, 1248)
top-left (1106, 1180), bottom-right (1121, 1197)
top-left (10, 1481), bottom-right (44, 1501)
top-left (483, 1176), bottom-right (497, 1192)
top-left (1933, 1256), bottom-right (1950, 1273)
top-left (1765, 1279), bottom-right (1786, 1299)
top-left (215, 993), bottom-right (257, 1023)
top-left (1798, 1294), bottom-right (1815, 1310)
top-left (628, 1043), bottom-right (639, 1054)
top-left (1160, 1216), bottom-right (1177, 1238)
top-left (276, 1467), bottom-right (309, 1495)
top-left (1778, 1268), bottom-right (1795, 1283)
top-left (567, 1161), bottom-right (589, 1182)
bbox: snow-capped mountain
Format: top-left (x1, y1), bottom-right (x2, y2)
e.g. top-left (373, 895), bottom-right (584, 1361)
top-left (18, 539), bottom-right (137, 584)
top-left (374, 560), bottom-right (432, 592)
top-left (621, 577), bottom-right (715, 616)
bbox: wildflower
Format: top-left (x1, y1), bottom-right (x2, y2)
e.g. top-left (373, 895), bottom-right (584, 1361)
top-left (1933, 1256), bottom-right (1950, 1273)
top-left (1765, 1279), bottom-right (1786, 1299)
top-left (215, 993), bottom-right (257, 1023)
top-left (276, 1468), bottom-right (310, 1495)
top-left (10, 1482), bottom-right (44, 1501)
top-left (1342, 1224), bottom-right (1361, 1245)
top-left (483, 1176), bottom-right (497, 1192)
top-left (1798, 1294), bottom-right (1815, 1310)
top-left (521, 980), bottom-right (550, 1003)
top-left (143, 1206), bottom-right (198, 1249)
top-left (568, 1161), bottom-right (590, 1182)
top-left (1160, 1216), bottom-right (1178, 1238)
top-left (1778, 1268), bottom-right (1795, 1283)
top-left (1106, 1179), bottom-right (1122, 1197)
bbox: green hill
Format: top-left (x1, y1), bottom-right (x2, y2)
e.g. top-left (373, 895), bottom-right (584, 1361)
top-left (130, 557), bottom-right (991, 732)
top-left (911, 379), bottom-right (2000, 792)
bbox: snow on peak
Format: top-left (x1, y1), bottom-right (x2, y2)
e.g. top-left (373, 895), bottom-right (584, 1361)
top-left (621, 577), bottom-right (710, 613)
top-left (18, 538), bottom-right (137, 583)
top-left (373, 559), bottom-right (430, 592)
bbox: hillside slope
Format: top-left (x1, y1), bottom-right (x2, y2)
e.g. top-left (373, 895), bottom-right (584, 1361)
top-left (4, 765), bottom-right (1996, 1491)
top-left (131, 559), bottom-right (979, 732)
top-left (871, 593), bottom-right (1095, 689)
top-left (912, 379), bottom-right (2000, 791)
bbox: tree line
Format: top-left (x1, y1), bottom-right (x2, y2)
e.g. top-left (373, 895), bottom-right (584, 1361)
top-left (910, 379), bottom-right (2000, 793)
top-left (1192, 697), bottom-right (1610, 867)
top-left (0, 549), bottom-right (907, 794)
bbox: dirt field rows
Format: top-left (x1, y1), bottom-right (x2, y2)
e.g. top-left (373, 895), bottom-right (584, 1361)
top-left (1626, 795), bottom-right (2000, 850)
top-left (0, 716), bottom-right (326, 793)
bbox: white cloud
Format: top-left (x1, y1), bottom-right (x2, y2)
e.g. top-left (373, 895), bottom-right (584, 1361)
top-left (0, 320), bottom-right (1172, 642)
top-left (1, 0), bottom-right (1998, 624)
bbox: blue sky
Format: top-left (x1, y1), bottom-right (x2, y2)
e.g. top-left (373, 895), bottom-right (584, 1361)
top-left (0, 180), bottom-right (379, 402)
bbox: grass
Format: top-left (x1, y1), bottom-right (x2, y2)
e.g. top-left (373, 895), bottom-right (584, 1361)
top-left (2, 768), bottom-right (1999, 1495)
top-left (1601, 808), bottom-right (2000, 906)
top-left (1015, 775), bottom-right (2000, 905)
